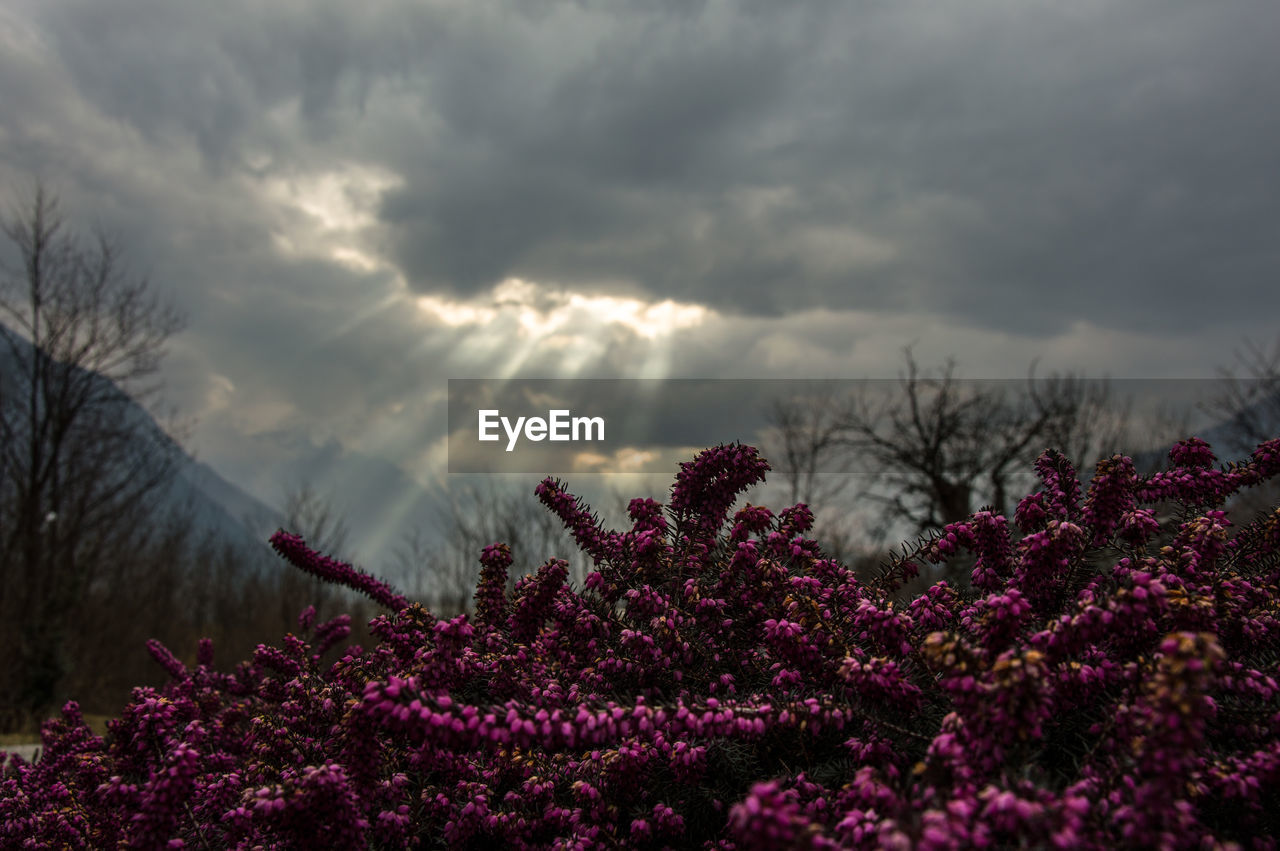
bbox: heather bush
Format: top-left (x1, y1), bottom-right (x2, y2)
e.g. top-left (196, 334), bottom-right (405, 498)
top-left (4, 438), bottom-right (1280, 848)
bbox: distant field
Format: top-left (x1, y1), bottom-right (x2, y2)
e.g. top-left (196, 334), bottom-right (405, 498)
top-left (0, 713), bottom-right (112, 747)
top-left (2, 713), bottom-right (113, 766)
top-left (1, 743), bottom-right (41, 764)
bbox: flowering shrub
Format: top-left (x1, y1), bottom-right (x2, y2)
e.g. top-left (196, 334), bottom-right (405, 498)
top-left (4, 438), bottom-right (1280, 848)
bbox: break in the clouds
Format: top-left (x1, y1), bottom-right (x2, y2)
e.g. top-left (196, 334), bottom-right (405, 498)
top-left (2, 0), bottom-right (1278, 563)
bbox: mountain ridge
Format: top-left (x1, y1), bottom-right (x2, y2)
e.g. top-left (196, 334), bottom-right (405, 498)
top-left (0, 325), bottom-right (283, 570)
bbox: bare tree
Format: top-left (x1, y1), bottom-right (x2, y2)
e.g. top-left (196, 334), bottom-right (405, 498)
top-left (766, 349), bottom-right (1142, 557)
top-left (1027, 372), bottom-right (1133, 477)
top-left (1205, 334), bottom-right (1280, 522)
top-left (766, 385), bottom-right (855, 508)
top-left (389, 525), bottom-right (459, 611)
top-left (1210, 334), bottom-right (1280, 455)
top-left (282, 482), bottom-right (351, 557)
top-left (272, 482), bottom-right (354, 631)
top-left (832, 351), bottom-right (1065, 535)
top-left (0, 183), bottom-right (184, 731)
top-left (389, 479), bottom-right (601, 614)
top-left (761, 386), bottom-right (882, 561)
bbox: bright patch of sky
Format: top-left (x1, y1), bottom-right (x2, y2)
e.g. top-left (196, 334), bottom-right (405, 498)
top-left (262, 163), bottom-right (403, 274)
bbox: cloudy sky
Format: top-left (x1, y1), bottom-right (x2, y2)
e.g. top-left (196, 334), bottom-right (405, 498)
top-left (2, 0), bottom-right (1278, 561)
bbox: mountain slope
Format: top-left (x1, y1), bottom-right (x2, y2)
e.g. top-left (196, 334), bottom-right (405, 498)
top-left (0, 325), bottom-right (283, 569)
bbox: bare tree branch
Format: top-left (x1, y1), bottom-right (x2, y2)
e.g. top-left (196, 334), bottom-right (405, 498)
top-left (766, 348), bottom-right (1143, 584)
top-left (0, 182), bottom-right (185, 730)
top-left (1208, 334), bottom-right (1280, 454)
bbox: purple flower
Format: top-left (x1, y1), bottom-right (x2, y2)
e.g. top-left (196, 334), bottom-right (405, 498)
top-left (7, 438), bottom-right (1280, 848)
top-left (269, 530), bottom-right (408, 610)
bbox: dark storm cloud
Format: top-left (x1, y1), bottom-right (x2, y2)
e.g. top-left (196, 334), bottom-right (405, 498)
top-left (372, 0), bottom-right (1280, 333)
top-left (13, 0), bottom-right (1279, 337)
top-left (376, 2), bottom-right (816, 298)
top-left (5, 0), bottom-right (1280, 384)
top-left (24, 0), bottom-right (430, 164)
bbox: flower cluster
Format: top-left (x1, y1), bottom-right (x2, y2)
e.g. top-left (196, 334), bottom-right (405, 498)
top-left (4, 438), bottom-right (1280, 848)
